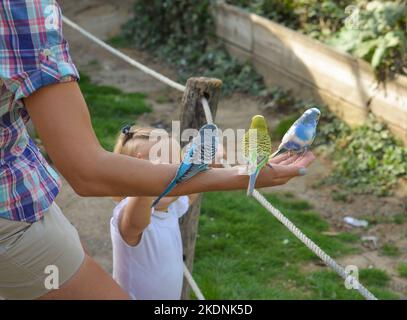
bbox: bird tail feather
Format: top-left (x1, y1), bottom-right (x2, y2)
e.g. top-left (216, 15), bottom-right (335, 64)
top-left (152, 179), bottom-right (177, 209)
top-left (247, 169), bottom-right (260, 196)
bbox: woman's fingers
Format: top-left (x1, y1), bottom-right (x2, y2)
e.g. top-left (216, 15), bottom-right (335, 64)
top-left (270, 151), bottom-right (315, 167)
top-left (292, 151), bottom-right (316, 167)
top-left (269, 152), bottom-right (290, 164)
top-left (268, 163), bottom-right (306, 179)
top-left (244, 151), bottom-right (316, 189)
top-left (266, 151), bottom-right (315, 179)
top-left (278, 154), bottom-right (300, 165)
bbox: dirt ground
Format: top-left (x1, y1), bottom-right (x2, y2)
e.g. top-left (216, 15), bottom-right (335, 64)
top-left (58, 0), bottom-right (407, 295)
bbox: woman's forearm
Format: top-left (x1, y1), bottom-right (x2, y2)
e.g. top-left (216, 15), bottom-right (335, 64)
top-left (85, 148), bottom-right (304, 197)
top-left (25, 82), bottom-right (252, 197)
top-left (26, 81), bottom-right (311, 199)
top-left (83, 149), bottom-right (249, 197)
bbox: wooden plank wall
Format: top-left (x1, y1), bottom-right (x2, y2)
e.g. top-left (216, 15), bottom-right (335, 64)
top-left (213, 2), bottom-right (407, 145)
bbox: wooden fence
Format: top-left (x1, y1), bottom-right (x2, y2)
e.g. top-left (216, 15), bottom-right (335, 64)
top-left (212, 1), bottom-right (407, 145)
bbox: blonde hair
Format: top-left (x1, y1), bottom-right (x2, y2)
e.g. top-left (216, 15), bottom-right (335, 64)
top-left (113, 125), bottom-right (155, 157)
top-left (113, 125), bottom-right (156, 202)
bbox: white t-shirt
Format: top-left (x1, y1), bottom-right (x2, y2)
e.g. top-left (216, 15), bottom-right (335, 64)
top-left (110, 196), bottom-right (189, 300)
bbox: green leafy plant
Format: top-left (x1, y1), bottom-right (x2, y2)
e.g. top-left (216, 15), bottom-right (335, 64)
top-left (226, 0), bottom-right (351, 37)
top-left (249, 0), bottom-right (300, 29)
top-left (264, 86), bottom-right (407, 197)
top-left (116, 0), bottom-right (264, 95)
top-left (397, 263), bottom-right (407, 278)
top-left (227, 0), bottom-right (406, 80)
top-left (272, 115), bottom-right (299, 140)
top-left (380, 243), bottom-right (400, 257)
top-left (393, 213), bottom-right (406, 225)
top-left (326, 115), bottom-right (407, 196)
top-left (328, 1), bottom-right (407, 80)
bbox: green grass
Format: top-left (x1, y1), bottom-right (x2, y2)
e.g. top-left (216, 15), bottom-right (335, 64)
top-left (194, 191), bottom-right (398, 299)
top-left (307, 268), bottom-right (397, 300)
top-left (393, 213), bottom-right (406, 225)
top-left (78, 72), bottom-right (152, 150)
top-left (381, 243), bottom-right (400, 257)
top-left (397, 263), bottom-right (407, 278)
top-left (359, 269), bottom-right (390, 287)
top-left (107, 35), bottom-right (129, 48)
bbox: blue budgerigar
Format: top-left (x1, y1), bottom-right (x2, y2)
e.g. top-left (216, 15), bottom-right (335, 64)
top-left (271, 107), bottom-right (321, 158)
top-left (152, 123), bottom-right (219, 208)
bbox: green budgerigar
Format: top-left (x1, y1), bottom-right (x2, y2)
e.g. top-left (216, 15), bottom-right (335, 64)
top-left (242, 115), bottom-right (272, 196)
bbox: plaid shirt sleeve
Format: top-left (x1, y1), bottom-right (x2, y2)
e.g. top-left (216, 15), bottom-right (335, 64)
top-left (0, 0), bottom-right (79, 102)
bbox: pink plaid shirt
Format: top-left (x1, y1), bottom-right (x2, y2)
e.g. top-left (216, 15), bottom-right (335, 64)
top-left (0, 0), bottom-right (79, 222)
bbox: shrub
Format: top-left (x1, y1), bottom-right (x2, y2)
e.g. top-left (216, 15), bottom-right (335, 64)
top-left (227, 0), bottom-right (407, 80)
top-left (119, 0), bottom-right (265, 95)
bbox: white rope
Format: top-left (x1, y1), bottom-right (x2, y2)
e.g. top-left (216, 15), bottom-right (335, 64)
top-left (62, 16), bottom-right (186, 92)
top-left (183, 262), bottom-right (205, 300)
top-left (252, 190), bottom-right (377, 300)
top-left (201, 97), bottom-right (213, 124)
top-left (63, 16), bottom-right (377, 300)
top-left (220, 161), bottom-right (377, 300)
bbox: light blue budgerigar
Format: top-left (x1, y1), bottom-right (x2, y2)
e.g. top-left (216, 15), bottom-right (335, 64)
top-left (271, 107), bottom-right (321, 158)
top-left (152, 123), bottom-right (219, 208)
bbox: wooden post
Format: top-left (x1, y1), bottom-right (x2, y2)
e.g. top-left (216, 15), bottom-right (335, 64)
top-left (179, 77), bottom-right (222, 299)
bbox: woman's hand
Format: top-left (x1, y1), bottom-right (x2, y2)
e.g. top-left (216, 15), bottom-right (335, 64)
top-left (256, 151), bottom-right (315, 188)
top-left (177, 151), bottom-right (315, 194)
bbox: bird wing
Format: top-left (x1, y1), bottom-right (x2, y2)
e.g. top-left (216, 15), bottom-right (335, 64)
top-left (191, 124), bottom-right (218, 164)
top-left (247, 147), bottom-right (258, 174)
top-left (152, 124), bottom-right (218, 209)
top-left (178, 163), bottom-right (209, 183)
top-left (280, 122), bottom-right (297, 147)
top-left (177, 123), bottom-right (218, 182)
top-left (294, 123), bottom-right (311, 142)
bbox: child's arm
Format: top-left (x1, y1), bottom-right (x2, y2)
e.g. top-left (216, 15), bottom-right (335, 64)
top-left (154, 196), bottom-right (178, 211)
top-left (119, 197), bottom-right (154, 246)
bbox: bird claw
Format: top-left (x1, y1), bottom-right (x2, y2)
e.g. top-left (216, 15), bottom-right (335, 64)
top-left (299, 147), bottom-right (309, 157)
